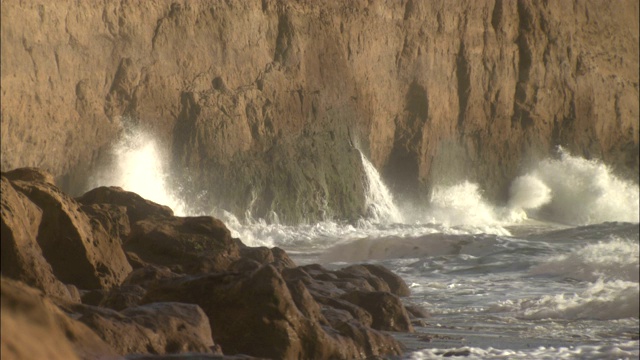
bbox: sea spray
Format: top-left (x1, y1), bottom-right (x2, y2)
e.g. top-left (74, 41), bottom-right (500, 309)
top-left (511, 147), bottom-right (639, 225)
top-left (359, 151), bottom-right (403, 224)
top-left (88, 129), bottom-right (187, 215)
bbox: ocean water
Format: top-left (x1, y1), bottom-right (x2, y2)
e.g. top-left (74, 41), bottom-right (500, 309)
top-left (92, 130), bottom-right (640, 360)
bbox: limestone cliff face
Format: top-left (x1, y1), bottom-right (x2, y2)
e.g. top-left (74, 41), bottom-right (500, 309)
top-left (2, 0), bottom-right (638, 223)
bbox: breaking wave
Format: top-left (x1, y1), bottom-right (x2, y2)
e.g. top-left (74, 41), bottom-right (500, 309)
top-left (509, 147), bottom-right (639, 225)
top-left (87, 129), bottom-right (186, 215)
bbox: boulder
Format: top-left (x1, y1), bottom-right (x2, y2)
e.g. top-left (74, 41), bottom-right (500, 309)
top-left (233, 245), bottom-right (297, 271)
top-left (10, 178), bottom-right (132, 290)
top-left (142, 265), bottom-right (405, 359)
top-left (360, 264), bottom-right (411, 297)
top-left (1, 177), bottom-right (73, 301)
top-left (125, 216), bottom-right (240, 273)
top-left (0, 277), bottom-right (120, 360)
top-left (340, 291), bottom-right (414, 333)
top-left (61, 302), bottom-right (217, 356)
top-left (78, 186), bottom-right (173, 224)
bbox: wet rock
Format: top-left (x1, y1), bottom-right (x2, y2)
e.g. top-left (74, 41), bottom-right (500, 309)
top-left (1, 177), bottom-right (73, 301)
top-left (78, 186), bottom-right (174, 224)
top-left (0, 277), bottom-right (120, 360)
top-left (125, 216), bottom-right (240, 274)
top-left (360, 264), bottom-right (411, 297)
top-left (341, 291), bottom-right (414, 332)
top-left (406, 304), bottom-right (430, 319)
top-left (143, 265), bottom-right (405, 359)
top-left (234, 245), bottom-right (296, 271)
top-left (9, 179), bottom-right (132, 290)
top-left (61, 302), bottom-right (217, 356)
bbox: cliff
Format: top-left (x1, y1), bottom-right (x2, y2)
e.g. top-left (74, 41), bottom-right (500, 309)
top-left (2, 0), bottom-right (638, 223)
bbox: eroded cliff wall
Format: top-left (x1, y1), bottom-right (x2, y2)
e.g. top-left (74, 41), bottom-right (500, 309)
top-left (2, 0), bottom-right (638, 223)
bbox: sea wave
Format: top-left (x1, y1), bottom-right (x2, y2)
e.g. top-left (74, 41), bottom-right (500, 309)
top-left (490, 279), bottom-right (639, 320)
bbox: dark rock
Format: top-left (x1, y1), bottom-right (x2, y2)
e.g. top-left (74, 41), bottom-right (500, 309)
top-left (1, 177), bottom-right (74, 301)
top-left (99, 285), bottom-right (147, 311)
top-left (405, 304), bottom-right (430, 319)
top-left (314, 295), bottom-right (373, 328)
top-left (77, 186), bottom-right (174, 224)
top-left (336, 265), bottom-right (390, 293)
top-left (125, 216), bottom-right (240, 274)
top-left (233, 245), bottom-right (296, 271)
top-left (0, 277), bottom-right (120, 360)
top-left (9, 179), bottom-right (132, 290)
top-left (81, 289), bottom-right (108, 306)
top-left (122, 265), bottom-right (181, 288)
top-left (61, 301), bottom-right (217, 356)
top-left (361, 264), bottom-right (411, 296)
top-left (143, 265), bottom-right (405, 359)
top-left (341, 291), bottom-right (414, 332)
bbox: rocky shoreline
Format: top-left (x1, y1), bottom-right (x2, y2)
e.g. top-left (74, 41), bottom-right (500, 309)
top-left (1, 167), bottom-right (424, 359)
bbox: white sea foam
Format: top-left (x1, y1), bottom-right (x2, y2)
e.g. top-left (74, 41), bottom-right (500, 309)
top-left (491, 279), bottom-right (639, 320)
top-left (512, 147), bottom-right (639, 225)
top-left (529, 237), bottom-right (639, 282)
top-left (508, 174), bottom-right (552, 210)
top-left (425, 181), bottom-right (503, 226)
top-left (87, 129), bottom-right (187, 215)
top-left (408, 341), bottom-right (640, 360)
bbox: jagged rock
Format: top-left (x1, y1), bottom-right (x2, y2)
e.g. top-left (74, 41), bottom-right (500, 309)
top-left (142, 265), bottom-right (405, 359)
top-left (125, 215), bottom-right (240, 274)
top-left (1, 177), bottom-right (73, 300)
top-left (81, 203), bottom-right (131, 243)
top-left (360, 264), bottom-right (411, 297)
top-left (9, 178), bottom-right (132, 290)
top-left (122, 264), bottom-right (182, 289)
top-left (234, 245), bottom-right (297, 271)
top-left (60, 302), bottom-right (218, 356)
top-left (125, 354), bottom-right (266, 360)
top-left (78, 186), bottom-right (173, 224)
top-left (99, 284), bottom-right (147, 311)
top-left (0, 277), bottom-right (120, 360)
top-left (340, 291), bottom-right (414, 333)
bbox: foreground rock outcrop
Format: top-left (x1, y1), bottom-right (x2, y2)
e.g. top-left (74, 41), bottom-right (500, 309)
top-left (1, 169), bottom-right (423, 359)
top-left (2, 1), bottom-right (637, 222)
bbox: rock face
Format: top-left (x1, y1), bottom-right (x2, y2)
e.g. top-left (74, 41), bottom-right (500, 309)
top-left (1, 176), bottom-right (73, 300)
top-left (8, 179), bottom-right (132, 290)
top-left (2, 1), bottom-right (637, 222)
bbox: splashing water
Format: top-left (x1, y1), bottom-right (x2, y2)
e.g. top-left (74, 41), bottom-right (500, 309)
top-left (529, 236), bottom-right (639, 282)
top-left (510, 147), bottom-right (639, 225)
top-left (359, 151), bottom-right (404, 224)
top-left (88, 129), bottom-right (186, 215)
